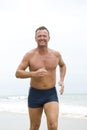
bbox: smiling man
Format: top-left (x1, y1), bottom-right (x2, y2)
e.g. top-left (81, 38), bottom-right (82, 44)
top-left (15, 26), bottom-right (66, 130)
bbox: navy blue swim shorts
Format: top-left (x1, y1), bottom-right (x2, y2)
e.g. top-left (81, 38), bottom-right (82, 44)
top-left (28, 87), bottom-right (58, 108)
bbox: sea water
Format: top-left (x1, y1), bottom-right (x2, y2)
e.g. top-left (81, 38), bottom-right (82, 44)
top-left (0, 93), bottom-right (87, 119)
top-left (59, 93), bottom-right (87, 118)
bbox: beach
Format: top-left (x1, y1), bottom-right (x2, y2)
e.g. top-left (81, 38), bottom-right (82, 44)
top-left (0, 94), bottom-right (87, 130)
top-left (0, 111), bottom-right (87, 130)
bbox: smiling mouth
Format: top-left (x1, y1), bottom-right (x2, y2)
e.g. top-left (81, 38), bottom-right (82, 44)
top-left (40, 40), bottom-right (46, 43)
top-left (40, 42), bottom-right (46, 45)
top-left (40, 41), bottom-right (45, 43)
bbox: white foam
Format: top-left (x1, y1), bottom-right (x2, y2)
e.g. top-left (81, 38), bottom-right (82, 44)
top-left (0, 96), bottom-right (87, 119)
top-left (59, 103), bottom-right (87, 118)
top-left (0, 96), bottom-right (28, 113)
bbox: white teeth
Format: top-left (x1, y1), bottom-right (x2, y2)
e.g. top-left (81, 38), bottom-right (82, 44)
top-left (40, 41), bottom-right (45, 43)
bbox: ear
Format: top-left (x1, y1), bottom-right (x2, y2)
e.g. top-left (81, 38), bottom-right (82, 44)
top-left (48, 36), bottom-right (50, 42)
top-left (35, 36), bottom-right (37, 42)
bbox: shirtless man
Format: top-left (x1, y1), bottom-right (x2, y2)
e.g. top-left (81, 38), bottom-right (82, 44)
top-left (15, 26), bottom-right (66, 130)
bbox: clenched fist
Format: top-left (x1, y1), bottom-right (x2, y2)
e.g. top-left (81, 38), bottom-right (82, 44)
top-left (33, 68), bottom-right (48, 78)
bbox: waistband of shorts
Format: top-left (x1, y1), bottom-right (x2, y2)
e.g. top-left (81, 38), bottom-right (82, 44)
top-left (30, 86), bottom-right (56, 92)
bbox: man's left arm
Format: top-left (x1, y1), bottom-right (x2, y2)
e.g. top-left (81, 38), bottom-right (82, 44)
top-left (58, 54), bottom-right (66, 94)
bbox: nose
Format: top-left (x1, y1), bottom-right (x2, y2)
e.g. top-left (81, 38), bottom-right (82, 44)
top-left (40, 36), bottom-right (44, 40)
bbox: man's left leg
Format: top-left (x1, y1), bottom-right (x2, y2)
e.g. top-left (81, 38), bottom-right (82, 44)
top-left (44, 102), bottom-right (59, 130)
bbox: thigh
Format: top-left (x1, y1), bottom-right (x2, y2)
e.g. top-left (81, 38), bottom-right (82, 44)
top-left (44, 102), bottom-right (59, 124)
top-left (28, 107), bottom-right (43, 125)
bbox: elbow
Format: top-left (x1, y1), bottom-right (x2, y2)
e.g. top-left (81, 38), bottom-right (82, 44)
top-left (15, 70), bottom-right (20, 78)
top-left (61, 63), bottom-right (66, 68)
top-left (64, 63), bottom-right (67, 70)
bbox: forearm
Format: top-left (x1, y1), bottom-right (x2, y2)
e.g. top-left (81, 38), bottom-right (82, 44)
top-left (58, 64), bottom-right (66, 95)
top-left (59, 64), bottom-right (66, 82)
top-left (15, 70), bottom-right (35, 78)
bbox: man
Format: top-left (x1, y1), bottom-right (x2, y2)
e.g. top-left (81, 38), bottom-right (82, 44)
top-left (15, 26), bottom-right (66, 130)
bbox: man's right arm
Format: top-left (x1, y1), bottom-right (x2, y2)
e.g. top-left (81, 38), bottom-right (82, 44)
top-left (15, 54), bottom-right (48, 79)
top-left (15, 53), bottom-right (33, 78)
top-left (15, 68), bottom-right (48, 79)
top-left (15, 69), bottom-right (35, 78)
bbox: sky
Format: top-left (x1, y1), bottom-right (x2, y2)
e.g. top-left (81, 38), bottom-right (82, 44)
top-left (0, 0), bottom-right (87, 96)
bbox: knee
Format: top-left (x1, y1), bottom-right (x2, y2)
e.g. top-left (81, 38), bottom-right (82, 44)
top-left (48, 121), bottom-right (58, 130)
top-left (30, 122), bottom-right (40, 130)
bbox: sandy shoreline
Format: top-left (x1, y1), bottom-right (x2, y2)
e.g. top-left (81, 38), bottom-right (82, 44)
top-left (0, 111), bottom-right (87, 130)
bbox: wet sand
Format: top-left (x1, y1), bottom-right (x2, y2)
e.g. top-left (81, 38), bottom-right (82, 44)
top-left (0, 112), bottom-right (87, 130)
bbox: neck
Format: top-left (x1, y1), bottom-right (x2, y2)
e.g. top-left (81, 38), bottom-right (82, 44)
top-left (37, 46), bottom-right (48, 55)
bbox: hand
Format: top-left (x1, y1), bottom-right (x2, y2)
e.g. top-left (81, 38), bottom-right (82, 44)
top-left (58, 81), bottom-right (64, 95)
top-left (34, 68), bottom-right (48, 77)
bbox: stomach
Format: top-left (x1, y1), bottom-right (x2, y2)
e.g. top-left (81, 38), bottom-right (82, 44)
top-left (30, 72), bottom-right (56, 90)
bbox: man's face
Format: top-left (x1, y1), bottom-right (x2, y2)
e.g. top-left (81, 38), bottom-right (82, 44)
top-left (35, 29), bottom-right (50, 47)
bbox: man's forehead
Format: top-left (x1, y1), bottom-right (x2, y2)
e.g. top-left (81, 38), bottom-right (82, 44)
top-left (36, 29), bottom-right (48, 34)
top-left (36, 29), bottom-right (49, 35)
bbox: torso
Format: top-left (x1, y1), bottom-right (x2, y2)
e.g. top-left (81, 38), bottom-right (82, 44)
top-left (28, 48), bottom-right (59, 89)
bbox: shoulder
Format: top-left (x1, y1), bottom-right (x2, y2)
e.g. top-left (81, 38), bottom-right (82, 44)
top-left (24, 48), bottom-right (37, 58)
top-left (48, 48), bottom-right (61, 58)
top-left (21, 48), bottom-right (37, 64)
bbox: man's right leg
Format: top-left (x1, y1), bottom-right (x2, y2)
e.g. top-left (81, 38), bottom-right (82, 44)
top-left (28, 107), bottom-right (43, 130)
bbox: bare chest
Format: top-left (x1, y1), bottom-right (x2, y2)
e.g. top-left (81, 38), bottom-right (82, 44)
top-left (29, 54), bottom-right (58, 71)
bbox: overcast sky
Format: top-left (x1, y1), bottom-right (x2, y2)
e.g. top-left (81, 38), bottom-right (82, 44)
top-left (0, 0), bottom-right (87, 96)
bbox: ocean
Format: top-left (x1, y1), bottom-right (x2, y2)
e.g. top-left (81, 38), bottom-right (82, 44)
top-left (0, 93), bottom-right (87, 119)
top-left (59, 93), bottom-right (87, 119)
